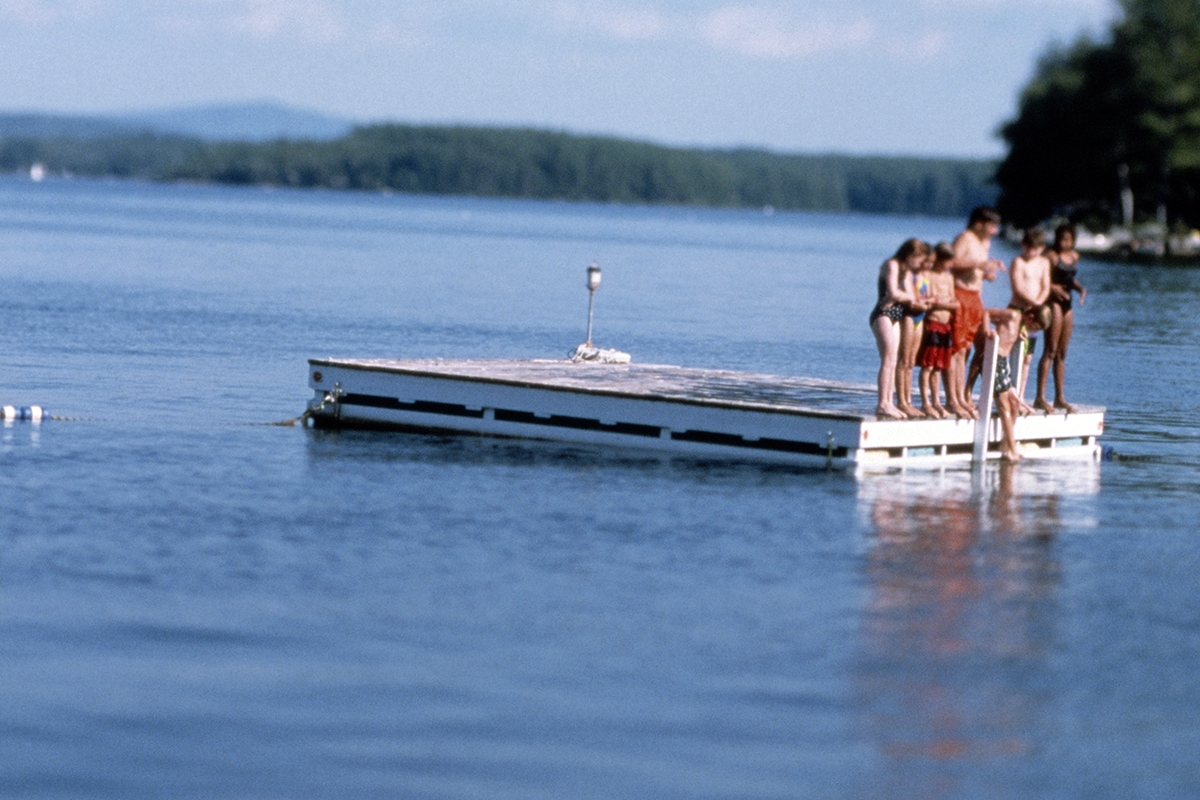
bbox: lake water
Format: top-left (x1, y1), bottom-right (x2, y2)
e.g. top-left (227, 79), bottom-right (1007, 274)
top-left (2, 176), bottom-right (1198, 799)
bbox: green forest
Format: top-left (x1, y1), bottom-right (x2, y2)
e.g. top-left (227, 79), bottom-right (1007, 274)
top-left (997, 0), bottom-right (1200, 229)
top-left (0, 123), bottom-right (996, 218)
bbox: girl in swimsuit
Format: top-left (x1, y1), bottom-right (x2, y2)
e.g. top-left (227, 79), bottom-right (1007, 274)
top-left (1035, 223), bottom-right (1087, 413)
top-left (895, 247), bottom-right (934, 418)
top-left (870, 238), bottom-right (930, 419)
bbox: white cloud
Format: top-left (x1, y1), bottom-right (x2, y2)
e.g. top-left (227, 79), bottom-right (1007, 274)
top-left (0, 0), bottom-right (102, 25)
top-left (699, 5), bottom-right (874, 59)
top-left (225, 0), bottom-right (344, 43)
top-left (154, 0), bottom-right (345, 45)
top-left (547, 1), bottom-right (671, 41)
top-left (358, 18), bottom-right (432, 50)
top-left (887, 29), bottom-right (948, 62)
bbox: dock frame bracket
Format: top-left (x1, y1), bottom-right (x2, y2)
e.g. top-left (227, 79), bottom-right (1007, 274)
top-left (973, 336), bottom-right (999, 463)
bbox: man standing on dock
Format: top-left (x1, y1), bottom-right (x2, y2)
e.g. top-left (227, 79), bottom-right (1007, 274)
top-left (949, 206), bottom-right (1005, 415)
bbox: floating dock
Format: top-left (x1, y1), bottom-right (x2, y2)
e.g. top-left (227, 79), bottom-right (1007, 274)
top-left (306, 357), bottom-right (1104, 469)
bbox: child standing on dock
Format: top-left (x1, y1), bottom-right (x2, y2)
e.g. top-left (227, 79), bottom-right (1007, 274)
top-left (1007, 228), bottom-right (1052, 409)
top-left (917, 243), bottom-right (961, 418)
top-left (984, 304), bottom-right (1050, 462)
top-left (1036, 223), bottom-right (1087, 413)
top-left (869, 239), bottom-right (930, 419)
top-left (896, 245), bottom-right (935, 418)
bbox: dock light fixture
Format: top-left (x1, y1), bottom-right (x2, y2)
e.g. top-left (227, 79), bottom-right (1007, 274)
top-left (585, 261), bottom-right (601, 345)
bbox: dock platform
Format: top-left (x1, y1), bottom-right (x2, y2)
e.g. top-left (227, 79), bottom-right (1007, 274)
top-left (306, 358), bottom-right (1104, 468)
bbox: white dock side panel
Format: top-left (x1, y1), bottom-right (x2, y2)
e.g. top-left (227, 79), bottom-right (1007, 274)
top-left (305, 357), bottom-right (1104, 467)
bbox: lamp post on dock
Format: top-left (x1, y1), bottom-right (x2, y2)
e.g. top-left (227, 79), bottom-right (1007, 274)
top-left (585, 261), bottom-right (601, 345)
top-left (570, 261), bottom-right (628, 363)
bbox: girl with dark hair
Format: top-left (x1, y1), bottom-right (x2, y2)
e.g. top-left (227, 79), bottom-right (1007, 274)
top-left (1035, 224), bottom-right (1087, 413)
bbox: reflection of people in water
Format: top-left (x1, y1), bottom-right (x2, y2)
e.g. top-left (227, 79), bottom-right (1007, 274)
top-left (855, 467), bottom-right (1063, 798)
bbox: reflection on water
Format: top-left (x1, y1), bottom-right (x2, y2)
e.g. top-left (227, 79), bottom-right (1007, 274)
top-left (854, 464), bottom-right (1099, 798)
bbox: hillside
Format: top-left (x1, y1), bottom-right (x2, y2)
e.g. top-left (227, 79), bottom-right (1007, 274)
top-left (1, 109), bottom-right (997, 217)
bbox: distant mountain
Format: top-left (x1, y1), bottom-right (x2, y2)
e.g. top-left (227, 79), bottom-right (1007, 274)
top-left (117, 101), bottom-right (355, 142)
top-left (0, 101), bottom-right (356, 143)
top-left (0, 113), bottom-right (133, 139)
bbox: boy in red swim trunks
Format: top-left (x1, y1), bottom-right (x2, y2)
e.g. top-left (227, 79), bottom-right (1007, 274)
top-left (917, 242), bottom-right (961, 418)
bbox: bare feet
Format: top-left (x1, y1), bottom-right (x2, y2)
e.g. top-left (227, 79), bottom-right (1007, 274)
top-left (923, 403), bottom-right (949, 420)
top-left (1033, 398), bottom-right (1052, 413)
top-left (1054, 399), bottom-right (1077, 414)
top-left (901, 404), bottom-right (927, 419)
top-left (875, 405), bottom-right (906, 420)
top-left (947, 402), bottom-right (971, 419)
top-left (1002, 448), bottom-right (1023, 463)
top-left (1018, 400), bottom-right (1037, 416)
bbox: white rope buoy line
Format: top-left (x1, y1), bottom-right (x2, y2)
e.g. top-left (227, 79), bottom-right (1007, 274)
top-left (0, 405), bottom-right (84, 422)
top-left (1, 405), bottom-right (89, 422)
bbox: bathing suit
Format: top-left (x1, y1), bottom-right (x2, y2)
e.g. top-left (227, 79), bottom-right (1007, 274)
top-left (953, 287), bottom-right (984, 353)
top-left (1007, 303), bottom-right (1038, 352)
top-left (869, 303), bottom-right (905, 326)
top-left (917, 319), bottom-right (954, 370)
top-left (994, 356), bottom-right (1014, 396)
top-left (1051, 257), bottom-right (1078, 312)
top-left (908, 272), bottom-right (931, 325)
top-left (868, 268), bottom-right (905, 326)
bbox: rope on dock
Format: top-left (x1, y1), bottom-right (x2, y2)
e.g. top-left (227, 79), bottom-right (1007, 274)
top-left (6, 395), bottom-right (331, 428)
top-left (255, 408), bottom-right (315, 427)
top-left (1102, 446), bottom-right (1156, 462)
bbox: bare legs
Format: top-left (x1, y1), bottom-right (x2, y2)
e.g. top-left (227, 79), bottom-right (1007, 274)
top-left (964, 327), bottom-right (988, 409)
top-left (1034, 304), bottom-right (1076, 412)
top-left (946, 349), bottom-right (976, 419)
top-left (1017, 341), bottom-right (1036, 414)
top-left (1034, 304), bottom-right (1061, 411)
top-left (873, 315), bottom-right (905, 419)
top-left (919, 368), bottom-right (950, 418)
top-left (1054, 309), bottom-right (1076, 412)
top-left (895, 317), bottom-right (925, 417)
top-left (997, 391), bottom-right (1022, 462)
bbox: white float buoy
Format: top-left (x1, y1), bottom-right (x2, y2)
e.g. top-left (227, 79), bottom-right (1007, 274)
top-left (2, 405), bottom-right (45, 422)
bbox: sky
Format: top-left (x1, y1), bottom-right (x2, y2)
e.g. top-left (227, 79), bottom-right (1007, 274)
top-left (0, 0), bottom-right (1118, 157)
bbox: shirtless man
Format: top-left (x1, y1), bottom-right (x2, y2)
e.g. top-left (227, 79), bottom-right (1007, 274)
top-left (983, 304), bottom-right (1050, 462)
top-left (1007, 228), bottom-right (1051, 409)
top-left (949, 206), bottom-right (1005, 418)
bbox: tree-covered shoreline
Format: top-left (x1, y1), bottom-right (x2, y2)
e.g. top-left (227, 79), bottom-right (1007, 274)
top-left (997, 0), bottom-right (1200, 231)
top-left (1, 123), bottom-right (997, 218)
